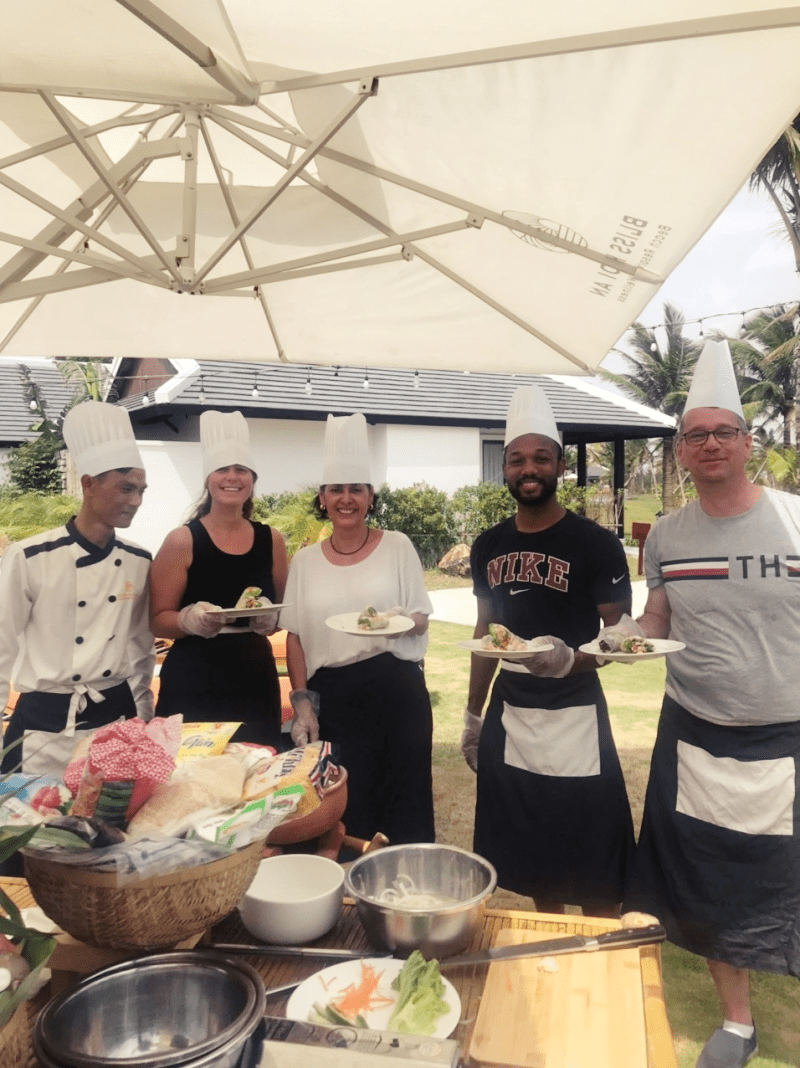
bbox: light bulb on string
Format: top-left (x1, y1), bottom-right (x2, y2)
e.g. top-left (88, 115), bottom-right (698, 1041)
top-left (363, 372), bottom-right (370, 391)
top-left (29, 399), bottom-right (37, 412)
top-left (251, 375), bottom-right (259, 400)
top-left (304, 369), bottom-right (312, 396)
top-left (141, 393), bottom-right (150, 407)
top-left (198, 376), bottom-right (206, 405)
top-left (413, 371), bottom-right (420, 389)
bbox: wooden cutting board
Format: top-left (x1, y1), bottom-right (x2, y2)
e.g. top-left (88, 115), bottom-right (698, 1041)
top-left (469, 928), bottom-right (649, 1068)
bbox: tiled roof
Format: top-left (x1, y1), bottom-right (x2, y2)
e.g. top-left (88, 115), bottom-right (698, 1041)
top-left (121, 360), bottom-right (675, 443)
top-left (0, 360), bottom-right (81, 445)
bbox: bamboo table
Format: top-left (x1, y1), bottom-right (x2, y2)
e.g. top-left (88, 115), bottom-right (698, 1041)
top-left (1, 878), bottom-right (676, 1068)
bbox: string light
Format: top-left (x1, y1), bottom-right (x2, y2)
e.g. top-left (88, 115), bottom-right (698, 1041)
top-left (251, 374), bottom-right (259, 400)
top-left (141, 393), bottom-right (150, 406)
top-left (413, 370), bottom-right (420, 389)
top-left (363, 372), bottom-right (370, 391)
top-left (198, 375), bottom-right (206, 404)
top-left (29, 399), bottom-right (37, 412)
top-left (304, 369), bottom-right (312, 396)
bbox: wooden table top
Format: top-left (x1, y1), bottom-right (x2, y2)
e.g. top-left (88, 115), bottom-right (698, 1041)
top-left (1, 878), bottom-right (676, 1068)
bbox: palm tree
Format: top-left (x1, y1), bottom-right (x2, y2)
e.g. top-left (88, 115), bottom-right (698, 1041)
top-left (750, 114), bottom-right (800, 274)
top-left (600, 302), bottom-right (702, 511)
top-left (729, 304), bottom-right (799, 448)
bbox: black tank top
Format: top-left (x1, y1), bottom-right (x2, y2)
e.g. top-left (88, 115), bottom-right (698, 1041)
top-left (182, 519), bottom-right (276, 627)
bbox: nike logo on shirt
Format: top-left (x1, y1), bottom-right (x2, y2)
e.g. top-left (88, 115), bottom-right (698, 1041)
top-left (509, 588), bottom-right (529, 595)
top-left (612, 574), bottom-right (626, 584)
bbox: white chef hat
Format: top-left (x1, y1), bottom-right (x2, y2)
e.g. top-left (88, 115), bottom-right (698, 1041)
top-left (321, 413), bottom-right (372, 485)
top-left (63, 401), bottom-right (144, 478)
top-left (683, 339), bottom-right (744, 420)
top-left (504, 385), bottom-right (562, 448)
top-left (200, 410), bottom-right (255, 481)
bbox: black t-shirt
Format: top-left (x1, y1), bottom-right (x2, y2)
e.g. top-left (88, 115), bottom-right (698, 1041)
top-left (471, 511), bottom-right (631, 649)
top-left (182, 518), bottom-right (276, 628)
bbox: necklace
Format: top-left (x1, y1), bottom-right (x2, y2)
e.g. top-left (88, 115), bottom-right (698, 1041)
top-left (329, 528), bottom-right (370, 556)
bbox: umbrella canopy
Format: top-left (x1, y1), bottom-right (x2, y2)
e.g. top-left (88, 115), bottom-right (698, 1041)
top-left (1, 1), bottom-right (800, 374)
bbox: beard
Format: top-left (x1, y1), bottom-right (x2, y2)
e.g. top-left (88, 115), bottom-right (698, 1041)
top-left (505, 473), bottom-right (559, 507)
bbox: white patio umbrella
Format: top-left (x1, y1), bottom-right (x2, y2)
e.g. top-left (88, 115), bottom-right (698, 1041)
top-left (1, 1), bottom-right (800, 375)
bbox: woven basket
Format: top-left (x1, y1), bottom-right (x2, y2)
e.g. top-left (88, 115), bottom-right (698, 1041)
top-left (23, 837), bottom-right (265, 950)
top-left (0, 1005), bottom-right (29, 1068)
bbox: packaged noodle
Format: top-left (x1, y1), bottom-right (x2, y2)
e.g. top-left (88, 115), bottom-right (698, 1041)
top-left (237, 741), bottom-right (332, 816)
top-left (175, 722), bottom-right (245, 764)
top-left (185, 785), bottom-right (303, 849)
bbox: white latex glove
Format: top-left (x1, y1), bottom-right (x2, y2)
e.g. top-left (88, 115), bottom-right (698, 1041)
top-left (595, 614), bottom-right (644, 664)
top-left (248, 599), bottom-right (280, 635)
top-left (460, 708), bottom-right (483, 772)
top-left (289, 689), bottom-right (320, 746)
top-left (519, 635), bottom-right (575, 678)
top-left (177, 601), bottom-right (224, 639)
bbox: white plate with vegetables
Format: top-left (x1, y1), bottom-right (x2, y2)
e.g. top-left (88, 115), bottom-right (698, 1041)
top-left (285, 955), bottom-right (461, 1038)
top-left (325, 613), bottom-right (415, 637)
top-left (579, 638), bottom-right (685, 663)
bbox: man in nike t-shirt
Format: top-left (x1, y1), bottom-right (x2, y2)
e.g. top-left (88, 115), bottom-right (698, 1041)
top-left (460, 385), bottom-right (635, 916)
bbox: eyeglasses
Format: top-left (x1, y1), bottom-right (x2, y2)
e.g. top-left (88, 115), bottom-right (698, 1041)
top-left (681, 427), bottom-right (742, 446)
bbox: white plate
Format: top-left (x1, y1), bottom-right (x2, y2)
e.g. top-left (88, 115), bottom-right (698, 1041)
top-left (205, 603), bottom-right (291, 621)
top-left (579, 638), bottom-right (686, 663)
top-left (325, 613), bottom-right (415, 637)
top-left (457, 638), bottom-right (554, 660)
top-left (285, 957), bottom-right (461, 1038)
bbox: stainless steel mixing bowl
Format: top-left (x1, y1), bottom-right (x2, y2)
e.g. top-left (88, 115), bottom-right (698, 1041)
top-left (344, 843), bottom-right (497, 958)
top-left (34, 951), bottom-right (265, 1068)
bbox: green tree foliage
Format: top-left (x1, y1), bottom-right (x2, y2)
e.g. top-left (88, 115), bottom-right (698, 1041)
top-left (750, 113), bottom-right (800, 274)
top-left (0, 490), bottom-right (81, 545)
top-left (372, 484), bottom-right (456, 568)
top-left (729, 304), bottom-right (799, 448)
top-left (450, 482), bottom-right (514, 542)
top-left (254, 486), bottom-right (330, 557)
top-left (600, 302), bottom-right (702, 512)
top-left (5, 437), bottom-right (64, 494)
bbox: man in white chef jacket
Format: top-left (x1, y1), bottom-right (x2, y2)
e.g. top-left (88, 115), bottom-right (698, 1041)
top-left (0, 401), bottom-right (155, 777)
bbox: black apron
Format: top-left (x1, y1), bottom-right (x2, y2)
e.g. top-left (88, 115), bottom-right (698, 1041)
top-left (474, 667), bottom-right (635, 907)
top-left (309, 652), bottom-right (435, 846)
top-left (625, 696), bottom-right (800, 976)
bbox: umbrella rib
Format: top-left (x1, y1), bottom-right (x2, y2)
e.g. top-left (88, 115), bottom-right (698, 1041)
top-left (412, 244), bottom-right (593, 375)
top-left (260, 8), bottom-right (800, 93)
top-left (313, 144), bottom-right (662, 283)
top-left (199, 115), bottom-right (288, 362)
top-left (201, 219), bottom-right (475, 294)
top-left (194, 79), bottom-right (377, 285)
top-left (0, 170), bottom-right (170, 287)
top-left (39, 92), bottom-right (183, 285)
top-left (0, 231), bottom-right (169, 289)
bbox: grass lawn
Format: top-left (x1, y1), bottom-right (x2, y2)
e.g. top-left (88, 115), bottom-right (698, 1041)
top-left (424, 620), bottom-right (800, 1068)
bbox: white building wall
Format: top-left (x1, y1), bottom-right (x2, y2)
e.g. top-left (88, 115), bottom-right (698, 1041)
top-left (382, 424), bottom-right (480, 494)
top-left (125, 441), bottom-right (198, 555)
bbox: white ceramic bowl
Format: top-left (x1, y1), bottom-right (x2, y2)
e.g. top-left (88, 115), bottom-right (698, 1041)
top-left (239, 854), bottom-right (344, 944)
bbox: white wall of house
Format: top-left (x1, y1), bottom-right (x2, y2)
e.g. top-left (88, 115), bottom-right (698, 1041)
top-left (380, 424), bottom-right (479, 493)
top-left (124, 419), bottom-right (484, 554)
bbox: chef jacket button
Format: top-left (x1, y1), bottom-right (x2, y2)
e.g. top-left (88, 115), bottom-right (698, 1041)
top-left (114, 559), bottom-right (121, 566)
top-left (78, 600), bottom-right (86, 607)
top-left (108, 595), bottom-right (116, 602)
top-left (102, 670), bottom-right (111, 678)
top-left (75, 636), bottom-right (84, 644)
top-left (72, 674), bottom-right (81, 682)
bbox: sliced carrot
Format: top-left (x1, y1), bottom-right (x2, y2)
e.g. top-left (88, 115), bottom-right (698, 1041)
top-left (332, 961), bottom-right (394, 1018)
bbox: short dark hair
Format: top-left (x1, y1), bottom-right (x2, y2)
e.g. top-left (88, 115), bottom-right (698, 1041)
top-left (313, 485), bottom-right (379, 520)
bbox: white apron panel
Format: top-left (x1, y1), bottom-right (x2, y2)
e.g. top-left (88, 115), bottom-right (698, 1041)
top-left (676, 740), bottom-right (795, 836)
top-left (502, 702), bottom-right (600, 777)
top-left (22, 730), bottom-right (82, 778)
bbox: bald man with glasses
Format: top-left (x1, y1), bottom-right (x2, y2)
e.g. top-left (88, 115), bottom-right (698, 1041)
top-left (621, 342), bottom-right (800, 1068)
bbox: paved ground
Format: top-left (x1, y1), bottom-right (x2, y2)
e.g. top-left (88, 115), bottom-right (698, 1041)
top-left (428, 577), bottom-right (648, 627)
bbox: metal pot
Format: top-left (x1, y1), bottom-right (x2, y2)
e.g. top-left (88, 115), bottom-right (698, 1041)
top-left (34, 951), bottom-right (266, 1068)
top-left (344, 843), bottom-right (497, 958)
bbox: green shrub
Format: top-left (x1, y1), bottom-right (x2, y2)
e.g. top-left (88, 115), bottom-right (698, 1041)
top-left (450, 482), bottom-right (514, 543)
top-left (5, 437), bottom-right (63, 494)
top-left (0, 491), bottom-right (81, 546)
top-left (257, 487), bottom-right (330, 558)
top-left (373, 483), bottom-right (456, 568)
